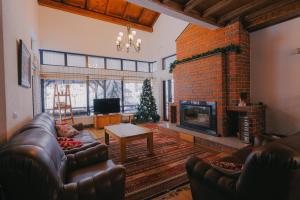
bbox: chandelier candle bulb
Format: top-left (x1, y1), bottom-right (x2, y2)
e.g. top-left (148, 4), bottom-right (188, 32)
top-left (129, 34), bottom-right (133, 41)
top-left (116, 25), bottom-right (141, 53)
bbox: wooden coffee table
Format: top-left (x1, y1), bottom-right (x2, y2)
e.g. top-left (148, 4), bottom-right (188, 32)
top-left (104, 123), bottom-right (153, 163)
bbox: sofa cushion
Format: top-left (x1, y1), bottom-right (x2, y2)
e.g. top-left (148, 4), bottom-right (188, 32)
top-left (73, 130), bottom-right (96, 144)
top-left (67, 160), bottom-right (116, 183)
top-left (56, 124), bottom-right (80, 138)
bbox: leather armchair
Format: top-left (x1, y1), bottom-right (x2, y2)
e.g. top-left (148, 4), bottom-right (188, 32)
top-left (186, 132), bottom-right (300, 200)
top-left (0, 126), bottom-right (126, 200)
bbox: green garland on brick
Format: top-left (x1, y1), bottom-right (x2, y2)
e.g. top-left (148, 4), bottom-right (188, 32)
top-left (169, 44), bottom-right (241, 73)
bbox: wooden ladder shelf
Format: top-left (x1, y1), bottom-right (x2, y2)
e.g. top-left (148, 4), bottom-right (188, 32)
top-left (53, 84), bottom-right (74, 124)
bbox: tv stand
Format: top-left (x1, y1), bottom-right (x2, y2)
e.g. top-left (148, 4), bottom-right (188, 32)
top-left (94, 113), bottom-right (121, 129)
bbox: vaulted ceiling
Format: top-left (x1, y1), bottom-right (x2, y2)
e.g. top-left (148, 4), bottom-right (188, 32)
top-left (129, 0), bottom-right (300, 32)
top-left (38, 0), bottom-right (160, 32)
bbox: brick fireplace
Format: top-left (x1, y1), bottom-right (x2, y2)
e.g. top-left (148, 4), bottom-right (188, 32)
top-left (173, 22), bottom-right (265, 138)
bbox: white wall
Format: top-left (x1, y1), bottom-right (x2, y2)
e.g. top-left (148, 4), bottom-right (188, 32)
top-left (2, 0), bottom-right (40, 138)
top-left (38, 6), bottom-right (188, 119)
top-left (150, 15), bottom-right (188, 117)
top-left (250, 17), bottom-right (300, 135)
top-left (0, 0), bottom-right (7, 143)
top-left (39, 6), bottom-right (154, 61)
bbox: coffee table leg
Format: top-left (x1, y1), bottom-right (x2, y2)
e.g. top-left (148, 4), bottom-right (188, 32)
top-left (105, 130), bottom-right (109, 145)
top-left (120, 139), bottom-right (126, 163)
top-left (147, 132), bottom-right (153, 154)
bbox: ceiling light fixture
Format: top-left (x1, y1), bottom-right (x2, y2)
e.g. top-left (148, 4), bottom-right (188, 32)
top-left (116, 25), bottom-right (141, 53)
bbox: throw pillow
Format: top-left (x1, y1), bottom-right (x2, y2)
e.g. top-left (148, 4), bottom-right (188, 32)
top-left (56, 124), bottom-right (80, 138)
top-left (57, 139), bottom-right (83, 150)
top-left (210, 160), bottom-right (243, 176)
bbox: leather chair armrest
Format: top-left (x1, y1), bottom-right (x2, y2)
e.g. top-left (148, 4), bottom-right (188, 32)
top-left (64, 141), bottom-right (99, 155)
top-left (63, 165), bottom-right (126, 200)
top-left (186, 156), bottom-right (238, 195)
top-left (67, 144), bottom-right (108, 170)
top-left (236, 144), bottom-right (299, 200)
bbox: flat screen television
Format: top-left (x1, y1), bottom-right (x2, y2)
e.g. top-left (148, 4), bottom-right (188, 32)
top-left (94, 98), bottom-right (120, 114)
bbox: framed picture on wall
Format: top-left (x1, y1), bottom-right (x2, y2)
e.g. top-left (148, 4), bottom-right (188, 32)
top-left (18, 39), bottom-right (31, 88)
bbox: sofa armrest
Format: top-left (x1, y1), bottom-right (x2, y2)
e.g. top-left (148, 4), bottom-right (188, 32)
top-left (186, 156), bottom-right (238, 197)
top-left (236, 143), bottom-right (299, 200)
top-left (64, 141), bottom-right (100, 155)
top-left (67, 144), bottom-right (108, 170)
top-left (63, 165), bottom-right (126, 200)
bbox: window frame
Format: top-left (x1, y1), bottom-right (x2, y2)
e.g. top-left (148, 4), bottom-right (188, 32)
top-left (40, 49), bottom-right (154, 73)
top-left (162, 54), bottom-right (176, 71)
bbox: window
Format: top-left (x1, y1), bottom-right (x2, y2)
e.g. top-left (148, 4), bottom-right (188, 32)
top-left (67, 54), bottom-right (86, 67)
top-left (163, 54), bottom-right (176, 71)
top-left (88, 80), bottom-right (105, 112)
top-left (42, 79), bottom-right (146, 115)
top-left (123, 60), bottom-right (136, 71)
top-left (43, 80), bottom-right (88, 116)
top-left (163, 79), bottom-right (174, 121)
top-left (123, 81), bottom-right (143, 113)
top-left (88, 56), bottom-right (105, 68)
top-left (106, 58), bottom-right (121, 70)
top-left (43, 51), bottom-right (65, 66)
top-left (137, 62), bottom-right (149, 72)
top-left (150, 62), bottom-right (157, 72)
top-left (106, 80), bottom-right (122, 102)
top-left (40, 50), bottom-right (153, 73)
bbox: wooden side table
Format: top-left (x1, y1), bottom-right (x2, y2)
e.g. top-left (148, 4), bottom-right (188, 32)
top-left (121, 113), bottom-right (134, 123)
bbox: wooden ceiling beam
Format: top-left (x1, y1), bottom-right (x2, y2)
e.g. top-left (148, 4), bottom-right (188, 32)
top-left (218, 0), bottom-right (272, 24)
top-left (84, 0), bottom-right (88, 9)
top-left (203, 0), bottom-right (235, 18)
top-left (105, 0), bottom-right (110, 15)
top-left (138, 8), bottom-right (145, 23)
top-left (245, 0), bottom-right (296, 21)
top-left (245, 0), bottom-right (300, 32)
top-left (122, 2), bottom-right (129, 18)
top-left (184, 0), bottom-right (206, 12)
top-left (38, 0), bottom-right (154, 32)
top-left (132, 0), bottom-right (218, 26)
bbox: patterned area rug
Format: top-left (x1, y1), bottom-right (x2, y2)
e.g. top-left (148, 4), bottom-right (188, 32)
top-left (94, 124), bottom-right (221, 200)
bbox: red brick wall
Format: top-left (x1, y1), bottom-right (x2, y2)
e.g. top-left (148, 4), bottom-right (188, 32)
top-left (174, 22), bottom-right (250, 136)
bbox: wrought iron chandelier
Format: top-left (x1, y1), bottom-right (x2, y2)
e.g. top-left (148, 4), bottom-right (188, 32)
top-left (115, 25), bottom-right (141, 53)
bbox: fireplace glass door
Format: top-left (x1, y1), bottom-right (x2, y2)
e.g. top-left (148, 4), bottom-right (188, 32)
top-left (179, 101), bottom-right (217, 135)
top-left (182, 105), bottom-right (211, 128)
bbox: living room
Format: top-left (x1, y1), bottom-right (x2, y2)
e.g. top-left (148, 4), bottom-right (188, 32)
top-left (1, 0), bottom-right (300, 200)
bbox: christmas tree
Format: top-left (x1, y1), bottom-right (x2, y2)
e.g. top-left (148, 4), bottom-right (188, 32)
top-left (135, 79), bottom-right (160, 123)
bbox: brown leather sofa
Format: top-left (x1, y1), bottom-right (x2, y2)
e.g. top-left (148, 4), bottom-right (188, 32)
top-left (0, 114), bottom-right (126, 200)
top-left (186, 132), bottom-right (300, 200)
top-left (18, 113), bottom-right (99, 154)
